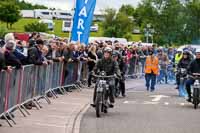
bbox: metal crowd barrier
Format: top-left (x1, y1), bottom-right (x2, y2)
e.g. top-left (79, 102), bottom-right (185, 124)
top-left (0, 71), bottom-right (6, 121)
top-left (0, 61), bottom-right (88, 127)
top-left (125, 59), bottom-right (145, 79)
top-left (62, 61), bottom-right (88, 90)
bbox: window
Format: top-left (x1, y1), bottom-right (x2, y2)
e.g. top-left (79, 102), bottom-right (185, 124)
top-left (60, 13), bottom-right (72, 16)
top-left (65, 22), bottom-right (71, 27)
top-left (42, 12), bottom-right (50, 15)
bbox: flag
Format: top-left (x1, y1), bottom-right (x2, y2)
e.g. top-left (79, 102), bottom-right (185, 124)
top-left (71, 0), bottom-right (96, 45)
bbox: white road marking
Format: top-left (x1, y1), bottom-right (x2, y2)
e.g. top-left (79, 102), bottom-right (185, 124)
top-left (164, 102), bottom-right (169, 105)
top-left (150, 95), bottom-right (169, 102)
top-left (123, 100), bottom-right (190, 107)
top-left (124, 101), bottom-right (129, 104)
top-left (180, 103), bottom-right (185, 106)
top-left (123, 101), bottom-right (136, 104)
top-left (143, 101), bottom-right (159, 105)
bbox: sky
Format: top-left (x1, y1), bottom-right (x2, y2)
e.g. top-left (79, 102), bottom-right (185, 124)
top-left (23, 0), bottom-right (141, 11)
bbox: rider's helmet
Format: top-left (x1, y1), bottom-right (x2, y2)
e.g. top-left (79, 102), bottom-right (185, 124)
top-left (112, 50), bottom-right (119, 57)
top-left (183, 50), bottom-right (190, 56)
top-left (196, 49), bottom-right (200, 54)
top-left (104, 47), bottom-right (113, 54)
top-left (177, 48), bottom-right (183, 53)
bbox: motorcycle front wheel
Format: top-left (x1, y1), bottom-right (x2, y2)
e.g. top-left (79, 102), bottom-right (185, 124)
top-left (96, 92), bottom-right (102, 117)
top-left (193, 88), bottom-right (199, 109)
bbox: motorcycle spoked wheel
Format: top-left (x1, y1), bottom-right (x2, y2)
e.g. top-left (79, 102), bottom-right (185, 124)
top-left (95, 92), bottom-right (102, 117)
top-left (193, 88), bottom-right (199, 109)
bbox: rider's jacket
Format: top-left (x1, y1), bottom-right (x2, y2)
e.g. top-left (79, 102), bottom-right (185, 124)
top-left (94, 57), bottom-right (121, 76)
top-left (188, 59), bottom-right (200, 75)
top-left (145, 55), bottom-right (159, 75)
top-left (177, 58), bottom-right (192, 69)
top-left (117, 57), bottom-right (126, 75)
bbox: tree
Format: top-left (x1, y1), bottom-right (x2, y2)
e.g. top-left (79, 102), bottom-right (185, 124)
top-left (102, 8), bottom-right (134, 39)
top-left (24, 22), bottom-right (48, 32)
top-left (16, 0), bottom-right (48, 10)
top-left (0, 1), bottom-right (21, 29)
top-left (155, 0), bottom-right (186, 45)
top-left (185, 0), bottom-right (200, 43)
top-left (119, 4), bottom-right (135, 16)
top-left (134, 1), bottom-right (158, 27)
top-left (134, 0), bottom-right (189, 45)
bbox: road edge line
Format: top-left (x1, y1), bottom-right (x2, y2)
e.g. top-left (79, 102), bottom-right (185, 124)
top-left (70, 103), bottom-right (90, 133)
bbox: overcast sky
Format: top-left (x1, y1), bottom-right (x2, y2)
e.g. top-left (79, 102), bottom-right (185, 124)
top-left (23, 0), bottom-right (141, 11)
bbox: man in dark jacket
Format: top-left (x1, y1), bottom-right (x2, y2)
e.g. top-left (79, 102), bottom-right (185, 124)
top-left (0, 51), bottom-right (7, 71)
top-left (176, 50), bottom-right (192, 89)
top-left (186, 49), bottom-right (200, 102)
top-left (27, 39), bottom-right (47, 65)
top-left (46, 41), bottom-right (63, 62)
top-left (92, 47), bottom-right (121, 108)
top-left (4, 40), bottom-right (22, 69)
top-left (113, 50), bottom-right (126, 97)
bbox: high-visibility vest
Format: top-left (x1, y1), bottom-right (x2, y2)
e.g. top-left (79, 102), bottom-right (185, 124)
top-left (175, 54), bottom-right (183, 64)
top-left (145, 55), bottom-right (159, 75)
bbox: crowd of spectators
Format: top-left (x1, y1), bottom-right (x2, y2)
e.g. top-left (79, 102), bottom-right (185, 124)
top-left (1, 32), bottom-right (188, 86)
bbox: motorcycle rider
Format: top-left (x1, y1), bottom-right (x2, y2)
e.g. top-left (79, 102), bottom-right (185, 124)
top-left (91, 47), bottom-right (121, 108)
top-left (186, 49), bottom-right (200, 102)
top-left (113, 50), bottom-right (126, 97)
top-left (176, 50), bottom-right (192, 89)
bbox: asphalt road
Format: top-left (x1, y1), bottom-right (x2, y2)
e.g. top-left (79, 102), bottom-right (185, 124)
top-left (80, 79), bottom-right (200, 133)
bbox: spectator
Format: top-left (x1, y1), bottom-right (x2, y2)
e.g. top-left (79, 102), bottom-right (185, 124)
top-left (14, 40), bottom-right (28, 65)
top-left (46, 40), bottom-right (63, 62)
top-left (88, 45), bottom-right (97, 87)
top-left (129, 47), bottom-right (139, 77)
top-left (27, 39), bottom-right (47, 65)
top-left (4, 33), bottom-right (15, 43)
top-left (4, 40), bottom-right (22, 69)
top-left (42, 45), bottom-right (51, 62)
top-left (157, 49), bottom-right (169, 84)
top-left (72, 44), bottom-right (80, 61)
top-left (138, 47), bottom-right (147, 74)
top-left (28, 32), bottom-right (37, 48)
top-left (0, 49), bottom-right (7, 71)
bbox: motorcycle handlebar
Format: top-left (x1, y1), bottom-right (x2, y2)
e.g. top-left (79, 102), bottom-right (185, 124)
top-left (92, 74), bottom-right (115, 79)
top-left (188, 74), bottom-right (200, 79)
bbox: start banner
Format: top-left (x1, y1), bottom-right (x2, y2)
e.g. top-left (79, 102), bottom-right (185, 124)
top-left (71, 0), bottom-right (96, 45)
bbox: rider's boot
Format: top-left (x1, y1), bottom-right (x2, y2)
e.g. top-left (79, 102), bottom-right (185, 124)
top-left (90, 103), bottom-right (96, 107)
top-left (186, 86), bottom-right (192, 102)
top-left (109, 103), bottom-right (114, 108)
top-left (187, 97), bottom-right (192, 102)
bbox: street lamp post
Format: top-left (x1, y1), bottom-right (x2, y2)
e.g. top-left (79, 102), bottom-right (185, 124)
top-left (144, 24), bottom-right (154, 44)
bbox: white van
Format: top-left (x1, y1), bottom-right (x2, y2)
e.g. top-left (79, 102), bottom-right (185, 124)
top-left (34, 9), bottom-right (53, 19)
top-left (62, 20), bottom-right (72, 32)
top-left (39, 19), bottom-right (54, 31)
top-left (53, 10), bottom-right (72, 20)
top-left (21, 10), bottom-right (34, 18)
